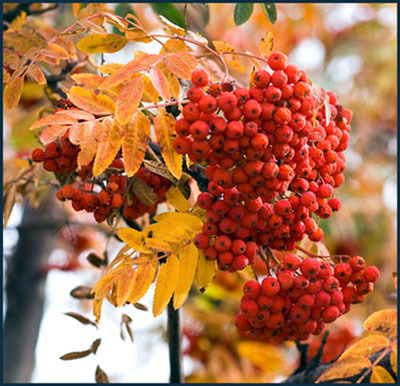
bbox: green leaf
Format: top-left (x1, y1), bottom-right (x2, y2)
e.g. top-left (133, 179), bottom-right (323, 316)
top-left (234, 3), bottom-right (254, 26)
top-left (113, 3), bottom-right (135, 36)
top-left (151, 3), bottom-right (185, 29)
top-left (261, 3), bottom-right (277, 24)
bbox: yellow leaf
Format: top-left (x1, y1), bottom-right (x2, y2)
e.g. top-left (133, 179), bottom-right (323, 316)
top-left (154, 212), bottom-right (203, 233)
top-left (259, 31), bottom-right (274, 57)
top-left (116, 228), bottom-right (153, 253)
top-left (4, 75), bottom-right (25, 110)
top-left (158, 64), bottom-right (180, 100)
top-left (213, 40), bottom-right (235, 54)
top-left (98, 62), bottom-right (124, 74)
top-left (11, 10), bottom-right (26, 29)
top-left (237, 264), bottom-right (257, 281)
top-left (153, 108), bottom-right (182, 179)
top-left (390, 347), bottom-right (397, 375)
top-left (227, 59), bottom-right (246, 73)
top-left (144, 223), bottom-right (189, 243)
top-left (142, 75), bottom-right (160, 103)
top-left (363, 310), bottom-right (397, 340)
top-left (143, 237), bottom-right (172, 252)
top-left (115, 77), bottom-right (144, 124)
top-left (173, 242), bottom-right (198, 309)
top-left (42, 43), bottom-right (69, 59)
top-left (125, 29), bottom-right (152, 43)
top-left (77, 33), bottom-right (127, 54)
top-left (128, 258), bottom-right (158, 304)
top-left (237, 341), bottom-right (284, 372)
top-left (162, 53), bottom-right (196, 80)
top-left (166, 186), bottom-right (191, 212)
top-left (92, 118), bottom-right (125, 176)
top-left (160, 39), bottom-right (190, 54)
top-left (158, 15), bottom-right (186, 36)
top-left (122, 111), bottom-right (150, 177)
top-left (153, 254), bottom-right (180, 316)
top-left (149, 67), bottom-right (171, 101)
top-left (29, 113), bottom-right (78, 131)
top-left (116, 269), bottom-right (138, 306)
top-left (27, 64), bottom-right (46, 86)
top-left (100, 54), bottom-right (160, 90)
top-left (195, 250), bottom-right (216, 292)
top-left (339, 335), bottom-right (390, 360)
top-left (316, 356), bottom-right (371, 383)
top-left (371, 366), bottom-right (395, 383)
top-left (67, 86), bottom-right (115, 115)
top-left (71, 73), bottom-right (106, 89)
top-left (78, 121), bottom-right (103, 168)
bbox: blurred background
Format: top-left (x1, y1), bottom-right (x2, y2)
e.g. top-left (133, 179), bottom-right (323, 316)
top-left (3, 3), bottom-right (397, 383)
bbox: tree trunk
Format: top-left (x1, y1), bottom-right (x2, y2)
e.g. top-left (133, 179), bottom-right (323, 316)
top-left (167, 299), bottom-right (183, 383)
top-left (3, 198), bottom-right (64, 383)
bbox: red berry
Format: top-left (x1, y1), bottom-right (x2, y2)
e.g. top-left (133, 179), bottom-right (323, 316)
top-left (349, 256), bottom-right (366, 271)
top-left (268, 52), bottom-right (288, 71)
top-left (243, 280), bottom-right (261, 299)
top-left (261, 277), bottom-right (280, 297)
top-left (194, 233), bottom-right (209, 249)
top-left (364, 266), bottom-right (380, 282)
top-left (191, 68), bottom-right (209, 87)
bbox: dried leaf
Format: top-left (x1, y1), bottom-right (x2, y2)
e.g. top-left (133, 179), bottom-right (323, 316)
top-left (195, 250), bottom-right (216, 292)
top-left (133, 302), bottom-right (148, 311)
top-left (316, 356), bottom-right (371, 383)
top-left (93, 296), bottom-right (104, 323)
top-left (64, 312), bottom-right (97, 328)
top-left (371, 366), bottom-right (395, 383)
top-left (142, 160), bottom-right (176, 182)
top-left (67, 86), bottom-right (115, 115)
top-left (115, 77), bottom-right (144, 125)
top-left (91, 338), bottom-right (101, 354)
top-left (173, 242), bottom-right (198, 309)
top-left (77, 33), bottom-right (127, 54)
top-left (95, 365), bottom-right (109, 383)
top-left (166, 186), bottom-right (191, 212)
top-left (153, 254), bottom-right (180, 316)
top-left (259, 31), bottom-right (274, 57)
top-left (93, 119), bottom-right (125, 176)
top-left (339, 335), bottom-right (390, 360)
top-left (4, 75), bottom-right (25, 110)
top-left (122, 111), bottom-right (150, 177)
top-left (60, 349), bottom-right (92, 360)
top-left (70, 285), bottom-right (94, 299)
top-left (363, 310), bottom-right (397, 339)
top-left (153, 108), bottom-right (182, 179)
top-left (132, 178), bottom-right (159, 207)
top-left (87, 252), bottom-right (106, 268)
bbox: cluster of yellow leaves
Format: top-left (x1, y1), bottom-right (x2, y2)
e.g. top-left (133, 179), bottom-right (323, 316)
top-left (316, 309), bottom-right (397, 383)
top-left (91, 193), bottom-right (216, 322)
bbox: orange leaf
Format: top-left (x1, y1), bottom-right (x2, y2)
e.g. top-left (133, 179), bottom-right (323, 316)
top-left (100, 54), bottom-right (160, 90)
top-left (142, 75), bottom-right (159, 103)
top-left (153, 108), bottom-right (182, 179)
top-left (158, 64), bottom-right (180, 100)
top-left (149, 67), bottom-right (171, 101)
top-left (115, 77), bottom-right (144, 125)
top-left (71, 73), bottom-right (106, 89)
top-left (162, 53), bottom-right (194, 79)
top-left (122, 111), bottom-right (150, 177)
top-left (92, 118), bottom-right (125, 176)
top-left (116, 269), bottom-right (137, 306)
top-left (316, 356), bottom-right (371, 383)
top-left (67, 86), bottom-right (115, 115)
top-left (4, 75), bottom-right (25, 110)
top-left (57, 109), bottom-right (95, 121)
top-left (78, 121), bottom-right (103, 168)
top-left (30, 113), bottom-right (78, 130)
top-left (40, 126), bottom-right (70, 145)
top-left (27, 64), bottom-right (46, 86)
top-left (41, 43), bottom-right (69, 59)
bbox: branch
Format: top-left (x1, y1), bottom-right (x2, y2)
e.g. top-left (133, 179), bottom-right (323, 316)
top-left (167, 299), bottom-right (182, 383)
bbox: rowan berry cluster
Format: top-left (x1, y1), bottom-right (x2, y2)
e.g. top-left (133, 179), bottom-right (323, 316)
top-left (235, 255), bottom-right (379, 343)
top-left (175, 52), bottom-right (352, 266)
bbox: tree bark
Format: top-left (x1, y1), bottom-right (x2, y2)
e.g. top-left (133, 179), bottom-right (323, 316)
top-left (3, 198), bottom-right (64, 383)
top-left (167, 299), bottom-right (183, 383)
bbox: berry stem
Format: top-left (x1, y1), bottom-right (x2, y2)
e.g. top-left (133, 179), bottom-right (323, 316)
top-left (295, 245), bottom-right (352, 261)
top-left (138, 99), bottom-right (190, 112)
